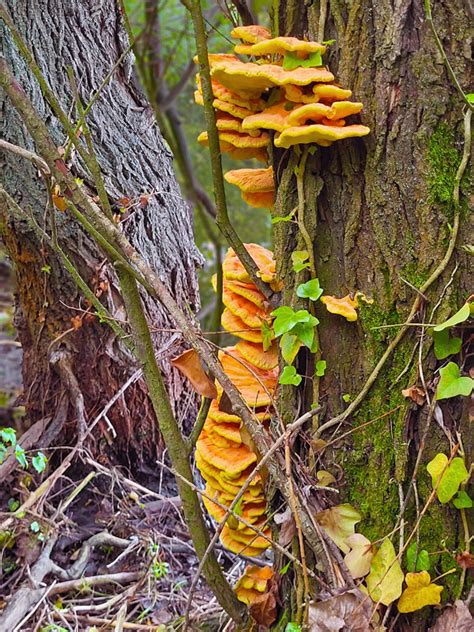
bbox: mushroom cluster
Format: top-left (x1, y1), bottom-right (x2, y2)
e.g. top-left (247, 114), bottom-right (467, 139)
top-left (195, 243), bottom-right (279, 557)
top-left (234, 564), bottom-right (273, 605)
top-left (195, 25), bottom-right (370, 209)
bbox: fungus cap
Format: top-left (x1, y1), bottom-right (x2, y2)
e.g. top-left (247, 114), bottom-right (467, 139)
top-left (217, 347), bottom-right (277, 408)
top-left (242, 102), bottom-right (292, 133)
top-left (230, 25), bottom-right (272, 44)
top-left (312, 84), bottom-right (352, 102)
top-left (198, 130), bottom-right (269, 149)
top-left (204, 417), bottom-right (242, 445)
top-left (234, 36), bottom-right (326, 57)
top-left (242, 190), bottom-right (275, 208)
top-left (207, 399), bottom-right (271, 424)
top-left (224, 167), bottom-right (274, 193)
top-left (211, 60), bottom-right (334, 95)
top-left (284, 84), bottom-right (321, 103)
top-left (221, 308), bottom-right (264, 343)
top-left (326, 101), bottom-right (363, 120)
top-left (223, 243), bottom-right (277, 284)
top-left (196, 431), bottom-right (257, 477)
top-left (274, 123), bottom-right (370, 148)
top-left (196, 75), bottom-right (265, 111)
top-left (236, 340), bottom-right (278, 370)
top-left (287, 102), bottom-right (333, 125)
top-left (320, 294), bottom-right (359, 321)
top-left (224, 279), bottom-right (266, 309)
top-left (222, 288), bottom-right (270, 328)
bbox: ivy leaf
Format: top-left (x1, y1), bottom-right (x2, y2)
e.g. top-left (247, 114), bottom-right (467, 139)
top-left (32, 452), bottom-right (48, 474)
top-left (0, 427), bottom-right (16, 446)
top-left (0, 444), bottom-right (6, 464)
top-left (366, 539), bottom-right (404, 606)
top-left (272, 209), bottom-right (297, 224)
top-left (280, 332), bottom-right (302, 364)
top-left (466, 93), bottom-right (474, 104)
top-left (452, 490), bottom-right (472, 509)
top-left (315, 504), bottom-right (361, 553)
top-left (426, 453), bottom-right (469, 503)
top-left (433, 330), bottom-right (462, 360)
top-left (282, 50), bottom-right (323, 70)
top-left (344, 533), bottom-right (374, 579)
top-left (261, 321), bottom-right (273, 351)
top-left (315, 360), bottom-right (327, 377)
top-left (272, 307), bottom-right (313, 337)
top-left (433, 303), bottom-right (470, 332)
top-left (292, 318), bottom-right (318, 348)
top-left (436, 362), bottom-right (473, 400)
top-left (15, 444), bottom-right (28, 469)
top-left (406, 543), bottom-right (431, 572)
top-left (285, 624), bottom-right (302, 632)
top-left (296, 279), bottom-right (324, 301)
top-left (279, 366), bottom-right (302, 386)
top-left (397, 571), bottom-right (443, 613)
top-left (30, 520), bottom-right (41, 533)
top-left (291, 250), bottom-right (309, 272)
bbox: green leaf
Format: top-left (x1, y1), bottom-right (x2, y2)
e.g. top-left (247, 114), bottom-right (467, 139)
top-left (406, 543), bottom-right (431, 572)
top-left (315, 360), bottom-right (327, 377)
top-left (285, 624), bottom-right (302, 632)
top-left (291, 250), bottom-right (309, 264)
top-left (14, 444), bottom-right (28, 469)
top-left (30, 520), bottom-right (41, 533)
top-left (452, 490), bottom-right (472, 509)
top-left (261, 321), bottom-right (272, 352)
top-left (293, 261), bottom-right (311, 272)
top-left (272, 209), bottom-right (297, 224)
top-left (282, 50), bottom-right (323, 70)
top-left (280, 332), bottom-right (302, 364)
top-left (342, 393), bottom-right (351, 402)
top-left (466, 93), bottom-right (474, 104)
top-left (292, 318), bottom-right (318, 348)
top-left (426, 453), bottom-right (469, 503)
top-left (271, 307), bottom-right (313, 337)
top-left (322, 39), bottom-right (336, 45)
top-left (436, 362), bottom-right (473, 400)
top-left (280, 560), bottom-right (292, 575)
top-left (0, 427), bottom-right (16, 446)
top-left (279, 365), bottom-right (302, 386)
top-left (32, 452), bottom-right (48, 474)
top-left (0, 443), bottom-right (7, 464)
top-left (296, 278), bottom-right (324, 301)
top-left (433, 329), bottom-right (462, 360)
top-left (433, 303), bottom-right (470, 332)
top-left (7, 498), bottom-right (20, 512)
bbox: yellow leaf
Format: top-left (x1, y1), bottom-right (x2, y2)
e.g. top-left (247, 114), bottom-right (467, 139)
top-left (397, 571), bottom-right (443, 613)
top-left (344, 533), bottom-right (374, 579)
top-left (52, 185), bottom-right (68, 212)
top-left (366, 539), bottom-right (404, 605)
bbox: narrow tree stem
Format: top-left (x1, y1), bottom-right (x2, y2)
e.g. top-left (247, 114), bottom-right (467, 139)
top-left (117, 268), bottom-right (245, 623)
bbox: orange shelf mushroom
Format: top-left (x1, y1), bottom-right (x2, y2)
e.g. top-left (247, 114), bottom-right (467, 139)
top-left (194, 244), bottom-right (279, 562)
top-left (235, 565), bottom-right (273, 605)
top-left (224, 167), bottom-right (275, 209)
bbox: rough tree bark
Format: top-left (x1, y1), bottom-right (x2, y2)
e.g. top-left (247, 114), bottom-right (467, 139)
top-left (273, 0), bottom-right (472, 624)
top-left (0, 0), bottom-right (202, 464)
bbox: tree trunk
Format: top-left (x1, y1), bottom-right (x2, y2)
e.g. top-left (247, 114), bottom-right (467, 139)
top-left (273, 0), bottom-right (471, 623)
top-left (0, 0), bottom-right (202, 464)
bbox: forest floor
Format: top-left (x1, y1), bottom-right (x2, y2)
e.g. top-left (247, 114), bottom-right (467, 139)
top-left (0, 258), bottom-right (242, 630)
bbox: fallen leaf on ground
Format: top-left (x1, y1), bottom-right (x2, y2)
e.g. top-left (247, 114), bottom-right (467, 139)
top-left (402, 385), bottom-right (426, 405)
top-left (397, 571), bottom-right (443, 613)
top-left (315, 504), bottom-right (361, 553)
top-left (344, 534), bottom-right (374, 579)
top-left (171, 349), bottom-right (217, 399)
top-left (249, 589), bottom-right (277, 627)
top-left (308, 588), bottom-right (375, 631)
top-left (428, 600), bottom-right (473, 631)
top-left (366, 538), bottom-right (404, 605)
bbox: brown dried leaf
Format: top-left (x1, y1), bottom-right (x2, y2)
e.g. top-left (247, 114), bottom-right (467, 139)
top-left (249, 589), bottom-right (277, 627)
top-left (70, 315), bottom-right (83, 330)
top-left (140, 193), bottom-right (151, 208)
top-left (171, 349), bottom-right (217, 399)
top-left (308, 589), bottom-right (375, 632)
top-left (456, 551), bottom-right (474, 569)
top-left (402, 385), bottom-right (426, 406)
top-left (428, 600), bottom-right (473, 632)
